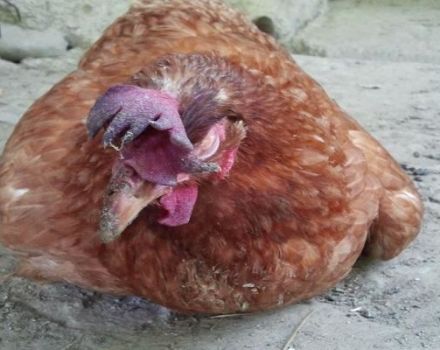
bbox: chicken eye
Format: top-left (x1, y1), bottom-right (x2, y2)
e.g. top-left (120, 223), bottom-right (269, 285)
top-left (122, 166), bottom-right (135, 177)
top-left (226, 111), bottom-right (243, 123)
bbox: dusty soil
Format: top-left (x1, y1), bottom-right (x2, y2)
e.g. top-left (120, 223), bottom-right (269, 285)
top-left (1, 1), bottom-right (439, 350)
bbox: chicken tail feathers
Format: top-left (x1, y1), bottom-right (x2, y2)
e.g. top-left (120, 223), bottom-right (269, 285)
top-left (347, 129), bottom-right (423, 260)
top-left (365, 183), bottom-right (423, 260)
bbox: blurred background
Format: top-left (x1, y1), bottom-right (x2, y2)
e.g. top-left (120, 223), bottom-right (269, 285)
top-left (0, 1), bottom-right (439, 350)
top-left (0, 0), bottom-right (439, 62)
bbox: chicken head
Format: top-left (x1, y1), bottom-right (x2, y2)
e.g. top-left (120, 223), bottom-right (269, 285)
top-left (87, 84), bottom-right (244, 242)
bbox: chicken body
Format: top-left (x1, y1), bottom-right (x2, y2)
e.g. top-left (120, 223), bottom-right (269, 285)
top-left (0, 0), bottom-right (422, 313)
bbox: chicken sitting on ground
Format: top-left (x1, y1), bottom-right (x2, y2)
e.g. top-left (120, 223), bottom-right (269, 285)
top-left (0, 0), bottom-right (423, 314)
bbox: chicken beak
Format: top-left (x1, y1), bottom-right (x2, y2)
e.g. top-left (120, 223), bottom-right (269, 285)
top-left (98, 164), bottom-right (170, 243)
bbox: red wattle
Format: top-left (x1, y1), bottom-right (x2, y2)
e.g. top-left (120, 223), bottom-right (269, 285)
top-left (158, 184), bottom-right (198, 226)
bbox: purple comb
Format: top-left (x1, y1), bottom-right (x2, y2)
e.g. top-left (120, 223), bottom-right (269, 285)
top-left (87, 84), bottom-right (193, 151)
top-left (86, 84), bottom-right (219, 186)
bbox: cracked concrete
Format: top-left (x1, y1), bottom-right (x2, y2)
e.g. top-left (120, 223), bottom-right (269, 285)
top-left (1, 1), bottom-right (440, 349)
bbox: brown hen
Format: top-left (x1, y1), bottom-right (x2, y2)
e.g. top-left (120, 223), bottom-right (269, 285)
top-left (0, 0), bottom-right (423, 314)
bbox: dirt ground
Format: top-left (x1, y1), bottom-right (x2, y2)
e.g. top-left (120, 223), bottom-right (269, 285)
top-left (1, 1), bottom-right (439, 350)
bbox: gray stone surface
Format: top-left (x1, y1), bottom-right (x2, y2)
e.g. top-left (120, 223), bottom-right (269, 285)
top-left (0, 49), bottom-right (82, 125)
top-left (0, 0), bottom-right (327, 50)
top-left (227, 0), bottom-right (327, 47)
top-left (0, 0), bottom-right (131, 49)
top-left (0, 23), bottom-right (68, 61)
top-left (293, 0), bottom-right (440, 63)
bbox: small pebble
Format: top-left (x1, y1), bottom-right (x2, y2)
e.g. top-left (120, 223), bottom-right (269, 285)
top-left (428, 197), bottom-right (440, 204)
top-left (360, 84), bottom-right (380, 90)
top-left (349, 306), bottom-right (375, 319)
top-left (325, 295), bottom-right (336, 302)
top-left (358, 308), bottom-right (374, 319)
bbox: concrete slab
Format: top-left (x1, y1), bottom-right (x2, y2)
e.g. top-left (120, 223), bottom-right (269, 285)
top-left (292, 0), bottom-right (440, 64)
top-left (0, 49), bottom-right (82, 125)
